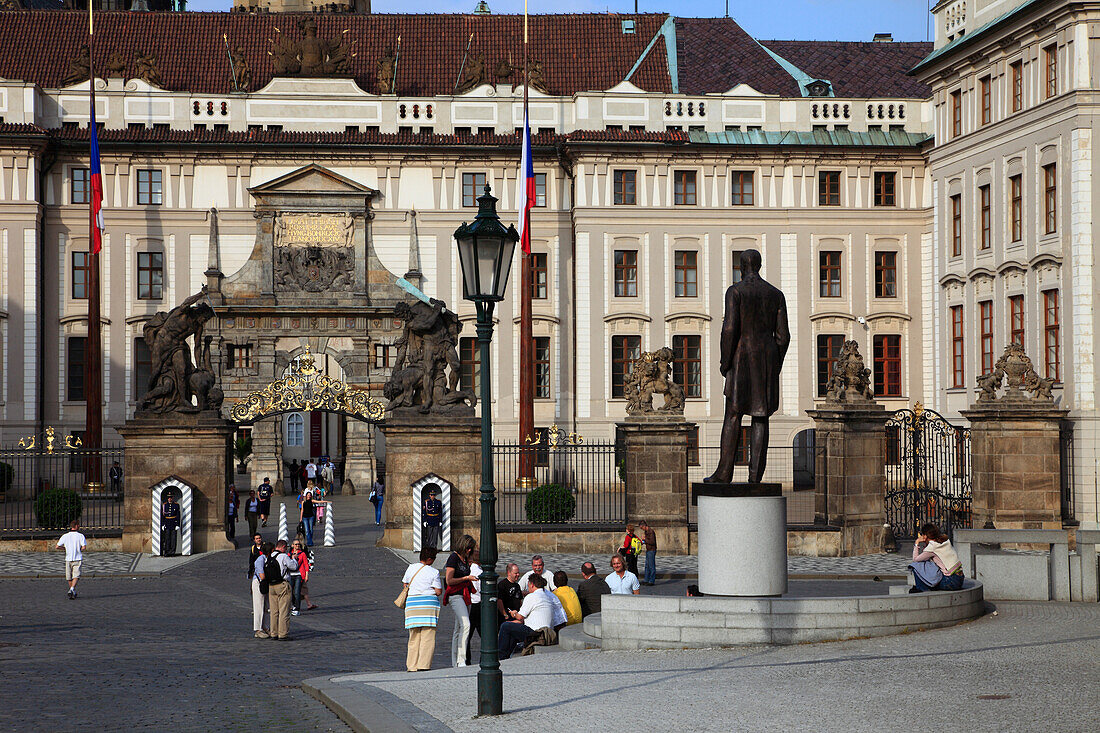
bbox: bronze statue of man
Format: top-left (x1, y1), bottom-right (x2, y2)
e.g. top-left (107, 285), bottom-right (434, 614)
top-left (705, 249), bottom-right (790, 484)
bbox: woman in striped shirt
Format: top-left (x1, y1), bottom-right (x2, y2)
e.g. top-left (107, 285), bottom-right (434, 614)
top-left (402, 547), bottom-right (442, 672)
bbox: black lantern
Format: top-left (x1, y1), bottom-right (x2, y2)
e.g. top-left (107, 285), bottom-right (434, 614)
top-left (453, 185), bottom-right (519, 302)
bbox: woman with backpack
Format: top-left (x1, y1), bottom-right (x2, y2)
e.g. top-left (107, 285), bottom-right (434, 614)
top-left (618, 524), bottom-right (641, 577)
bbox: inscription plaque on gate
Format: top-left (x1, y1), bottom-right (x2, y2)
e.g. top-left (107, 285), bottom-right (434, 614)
top-left (273, 212), bottom-right (355, 292)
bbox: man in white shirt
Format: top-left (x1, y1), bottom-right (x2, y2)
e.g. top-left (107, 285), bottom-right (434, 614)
top-left (606, 554), bottom-right (641, 595)
top-left (519, 555), bottom-right (556, 590)
top-left (56, 520), bottom-right (87, 600)
top-left (305, 460), bottom-right (318, 484)
top-left (497, 574), bottom-right (554, 659)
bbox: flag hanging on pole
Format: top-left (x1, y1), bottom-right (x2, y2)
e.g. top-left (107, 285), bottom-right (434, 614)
top-left (89, 101), bottom-right (104, 255)
top-left (514, 109), bottom-right (534, 255)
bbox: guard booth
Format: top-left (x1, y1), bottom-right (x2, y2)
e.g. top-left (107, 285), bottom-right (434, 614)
top-left (150, 477), bottom-right (194, 556)
top-left (411, 473), bottom-right (452, 552)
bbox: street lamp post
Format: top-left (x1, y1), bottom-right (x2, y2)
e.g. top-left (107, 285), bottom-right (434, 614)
top-left (453, 184), bottom-right (519, 717)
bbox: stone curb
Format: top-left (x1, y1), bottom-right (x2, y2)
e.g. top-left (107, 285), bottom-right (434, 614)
top-left (0, 571), bottom-right (162, 579)
top-left (302, 676), bottom-right (448, 733)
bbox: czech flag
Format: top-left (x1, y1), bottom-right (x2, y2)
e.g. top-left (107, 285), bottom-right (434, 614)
top-left (89, 99), bottom-right (104, 254)
top-left (514, 108), bottom-right (534, 255)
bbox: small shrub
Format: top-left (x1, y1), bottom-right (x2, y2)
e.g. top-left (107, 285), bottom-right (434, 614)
top-left (35, 488), bottom-right (82, 529)
top-left (525, 483), bottom-right (576, 524)
top-left (0, 462), bottom-right (13, 493)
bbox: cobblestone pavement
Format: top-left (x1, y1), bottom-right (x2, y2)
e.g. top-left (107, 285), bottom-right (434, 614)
top-left (0, 497), bottom-right (458, 732)
top-left (0, 550), bottom-right (137, 576)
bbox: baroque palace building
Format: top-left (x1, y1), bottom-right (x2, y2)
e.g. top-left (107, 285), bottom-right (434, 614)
top-left (0, 5), bottom-right (1093, 526)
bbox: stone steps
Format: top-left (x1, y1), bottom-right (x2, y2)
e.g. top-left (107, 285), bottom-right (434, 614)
top-left (583, 612), bottom-right (602, 638)
top-left (559, 622), bottom-right (602, 651)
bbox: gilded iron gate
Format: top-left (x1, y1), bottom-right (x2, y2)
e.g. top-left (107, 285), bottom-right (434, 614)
top-left (884, 403), bottom-right (972, 539)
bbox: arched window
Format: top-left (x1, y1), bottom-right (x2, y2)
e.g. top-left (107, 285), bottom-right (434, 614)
top-left (286, 413), bottom-right (305, 447)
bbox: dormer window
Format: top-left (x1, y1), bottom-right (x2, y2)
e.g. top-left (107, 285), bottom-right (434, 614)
top-left (806, 80), bottom-right (831, 97)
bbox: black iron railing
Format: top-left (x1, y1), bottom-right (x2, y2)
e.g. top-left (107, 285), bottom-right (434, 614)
top-left (491, 440), bottom-right (625, 528)
top-left (0, 443), bottom-right (125, 538)
top-left (1060, 420), bottom-right (1077, 525)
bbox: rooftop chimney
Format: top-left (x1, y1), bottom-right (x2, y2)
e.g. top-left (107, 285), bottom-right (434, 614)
top-left (873, 33), bottom-right (893, 42)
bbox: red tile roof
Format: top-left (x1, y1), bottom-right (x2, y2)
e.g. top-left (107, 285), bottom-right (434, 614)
top-left (674, 17), bottom-right (802, 97)
top-left (0, 11), bottom-right (673, 96)
top-left (760, 40), bottom-right (933, 98)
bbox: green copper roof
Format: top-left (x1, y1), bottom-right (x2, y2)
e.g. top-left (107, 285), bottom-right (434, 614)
top-left (911, 0), bottom-right (1045, 74)
top-left (689, 128), bottom-right (932, 146)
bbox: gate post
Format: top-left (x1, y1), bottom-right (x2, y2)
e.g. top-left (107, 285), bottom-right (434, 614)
top-left (615, 417), bottom-right (694, 555)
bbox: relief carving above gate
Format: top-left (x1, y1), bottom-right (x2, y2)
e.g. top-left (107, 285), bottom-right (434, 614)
top-left (273, 213), bottom-right (356, 292)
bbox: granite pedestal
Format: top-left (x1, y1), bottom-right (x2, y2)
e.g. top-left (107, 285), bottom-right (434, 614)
top-left (693, 482), bottom-right (787, 596)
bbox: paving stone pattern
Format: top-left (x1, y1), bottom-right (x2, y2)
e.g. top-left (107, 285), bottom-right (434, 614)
top-left (0, 497), bottom-right (460, 732)
top-left (0, 550), bottom-right (137, 576)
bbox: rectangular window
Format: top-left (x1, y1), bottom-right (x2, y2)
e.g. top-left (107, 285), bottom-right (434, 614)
top-left (816, 333), bottom-right (843, 396)
top-left (531, 252), bottom-right (548, 299)
top-left (979, 301), bottom-right (994, 375)
top-left (459, 336), bottom-right (481, 393)
top-left (1011, 60), bottom-right (1023, 112)
top-left (286, 415), bottom-right (304, 447)
top-left (1044, 289), bottom-right (1061, 381)
top-left (731, 250), bottom-right (744, 284)
top-left (534, 336), bottom-right (551, 399)
top-left (951, 90), bottom-right (962, 137)
top-left (71, 167), bottom-right (90, 205)
top-left (134, 337), bottom-right (152, 397)
top-left (1043, 163), bottom-right (1057, 234)
top-left (373, 343), bottom-right (396, 369)
top-left (950, 194), bottom-right (962, 257)
top-left (614, 249), bottom-right (638, 297)
top-left (1045, 45), bottom-right (1057, 98)
top-left (874, 172), bottom-right (896, 207)
top-left (951, 305), bottom-right (965, 388)
top-left (1010, 174), bottom-right (1023, 241)
top-left (686, 426), bottom-right (700, 467)
top-left (136, 169), bottom-right (162, 205)
top-left (613, 169), bottom-right (637, 205)
top-left (71, 251), bottom-right (90, 300)
top-left (611, 335), bottom-right (641, 398)
top-left (819, 251), bottom-right (842, 298)
top-left (731, 170), bottom-right (754, 206)
top-left (818, 171), bottom-right (841, 206)
top-left (462, 172), bottom-right (486, 207)
top-left (67, 336), bottom-right (87, 401)
top-left (534, 173), bottom-right (547, 207)
top-left (137, 251), bottom-right (164, 300)
top-left (873, 334), bottom-right (902, 397)
top-left (874, 251), bottom-right (897, 298)
top-left (674, 250), bottom-right (698, 297)
top-left (979, 185), bottom-right (991, 250)
top-left (980, 76), bottom-right (991, 125)
top-left (674, 170), bottom-right (697, 205)
top-left (672, 334), bottom-right (702, 398)
top-left (1010, 294), bottom-right (1025, 346)
top-left (228, 344), bottom-right (253, 370)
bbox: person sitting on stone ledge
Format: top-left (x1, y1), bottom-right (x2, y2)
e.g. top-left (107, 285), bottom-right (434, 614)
top-left (606, 554), bottom-right (641, 595)
top-left (552, 571), bottom-right (582, 626)
top-left (519, 555), bottom-right (556, 590)
top-left (908, 522), bottom-right (965, 593)
top-left (576, 562), bottom-right (611, 617)
top-left (497, 573), bottom-right (554, 660)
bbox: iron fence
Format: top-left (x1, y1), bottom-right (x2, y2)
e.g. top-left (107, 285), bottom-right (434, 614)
top-left (1060, 420), bottom-right (1077, 525)
top-left (686, 445), bottom-right (816, 527)
top-left (0, 442), bottom-right (125, 538)
top-left (491, 440), bottom-right (625, 529)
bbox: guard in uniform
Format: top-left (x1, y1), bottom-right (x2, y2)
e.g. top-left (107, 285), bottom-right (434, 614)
top-left (161, 491), bottom-right (181, 556)
top-left (422, 489), bottom-right (443, 550)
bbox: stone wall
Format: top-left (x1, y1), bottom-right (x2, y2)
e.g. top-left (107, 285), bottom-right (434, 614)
top-left (617, 419), bottom-right (694, 555)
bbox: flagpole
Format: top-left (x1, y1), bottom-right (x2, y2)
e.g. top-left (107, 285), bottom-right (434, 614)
top-left (85, 3), bottom-right (103, 483)
top-left (517, 1), bottom-right (535, 489)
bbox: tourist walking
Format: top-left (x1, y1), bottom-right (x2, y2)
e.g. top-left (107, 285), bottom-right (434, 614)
top-left (639, 519), bottom-right (658, 585)
top-left (576, 562), bottom-right (611, 617)
top-left (465, 558), bottom-right (482, 665)
top-left (244, 489), bottom-right (261, 537)
top-left (305, 459), bottom-right (318, 487)
top-left (618, 524), bottom-right (641, 577)
top-left (56, 520), bottom-right (86, 600)
top-left (402, 547), bottom-right (442, 672)
top-left (226, 484), bottom-right (240, 543)
top-left (321, 458), bottom-right (335, 492)
top-left (287, 459), bottom-right (301, 495)
top-left (263, 539), bottom-right (297, 640)
top-left (109, 460), bottom-right (123, 497)
top-left (443, 534), bottom-right (478, 667)
top-left (552, 571), bottom-right (582, 626)
top-left (370, 479), bottom-right (385, 525)
top-left (289, 539), bottom-right (308, 615)
top-left (256, 477), bottom-right (274, 527)
top-left (299, 489), bottom-right (328, 547)
top-left (909, 523), bottom-right (966, 592)
top-left (249, 535), bottom-right (269, 638)
top-left (606, 554), bottom-right (640, 595)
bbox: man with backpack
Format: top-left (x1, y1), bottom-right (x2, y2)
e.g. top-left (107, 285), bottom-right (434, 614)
top-left (259, 539), bottom-right (298, 640)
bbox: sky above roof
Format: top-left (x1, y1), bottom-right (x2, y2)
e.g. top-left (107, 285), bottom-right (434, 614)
top-left (182, 1), bottom-right (933, 43)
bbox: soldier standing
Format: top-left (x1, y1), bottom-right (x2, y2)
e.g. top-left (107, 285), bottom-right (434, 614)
top-left (422, 488), bottom-right (443, 550)
top-left (161, 491), bottom-right (181, 557)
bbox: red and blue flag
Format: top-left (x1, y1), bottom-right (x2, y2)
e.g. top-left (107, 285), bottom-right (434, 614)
top-left (89, 100), bottom-right (104, 254)
top-left (514, 108), bottom-right (534, 255)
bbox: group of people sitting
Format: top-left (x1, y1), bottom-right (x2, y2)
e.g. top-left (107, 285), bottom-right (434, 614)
top-left (399, 541), bottom-right (646, 672)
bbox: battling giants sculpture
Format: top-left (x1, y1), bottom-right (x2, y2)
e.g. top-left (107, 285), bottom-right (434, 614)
top-left (137, 287), bottom-right (222, 415)
top-left (704, 249), bottom-right (790, 484)
top-left (383, 298), bottom-right (477, 415)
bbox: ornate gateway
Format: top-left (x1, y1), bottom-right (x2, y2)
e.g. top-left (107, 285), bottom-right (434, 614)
top-left (229, 347), bottom-right (385, 424)
top-left (884, 403), bottom-right (972, 539)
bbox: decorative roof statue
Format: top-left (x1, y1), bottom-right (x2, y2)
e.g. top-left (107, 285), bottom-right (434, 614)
top-left (383, 298), bottom-right (477, 416)
top-left (494, 56), bottom-right (513, 83)
top-left (623, 347), bottom-right (685, 416)
top-left (526, 58), bottom-right (549, 94)
top-left (135, 50), bottom-right (164, 87)
top-left (61, 43), bottom-right (90, 88)
top-left (269, 17), bottom-right (353, 78)
top-left (823, 339), bottom-right (875, 404)
top-left (376, 48), bottom-right (396, 94)
top-left (105, 51), bottom-right (129, 79)
top-left (230, 45), bottom-right (252, 91)
top-left (455, 52), bottom-right (485, 94)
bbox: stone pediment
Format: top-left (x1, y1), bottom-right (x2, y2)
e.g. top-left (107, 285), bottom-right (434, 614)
top-left (250, 164), bottom-right (378, 196)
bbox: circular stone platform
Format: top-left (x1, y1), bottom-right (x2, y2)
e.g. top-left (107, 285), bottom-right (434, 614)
top-left (571, 580), bottom-right (985, 650)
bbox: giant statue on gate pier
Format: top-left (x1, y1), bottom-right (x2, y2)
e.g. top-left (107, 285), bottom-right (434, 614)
top-left (137, 286), bottom-right (222, 416)
top-left (704, 249), bottom-right (790, 484)
top-left (383, 297), bottom-right (477, 415)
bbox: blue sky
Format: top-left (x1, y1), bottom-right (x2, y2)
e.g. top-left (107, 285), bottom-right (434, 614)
top-left (182, 1), bottom-right (934, 42)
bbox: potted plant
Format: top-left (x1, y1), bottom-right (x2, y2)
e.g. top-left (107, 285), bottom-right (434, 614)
top-left (233, 434), bottom-right (253, 474)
